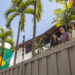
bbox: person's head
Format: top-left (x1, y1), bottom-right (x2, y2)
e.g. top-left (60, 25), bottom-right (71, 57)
top-left (59, 27), bottom-right (65, 34)
top-left (52, 33), bottom-right (58, 41)
top-left (70, 22), bottom-right (75, 29)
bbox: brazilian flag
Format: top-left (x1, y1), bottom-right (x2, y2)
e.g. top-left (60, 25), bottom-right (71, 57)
top-left (0, 48), bottom-right (13, 70)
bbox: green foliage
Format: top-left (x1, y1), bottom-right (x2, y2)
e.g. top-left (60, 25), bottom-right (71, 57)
top-left (36, 38), bottom-right (45, 50)
top-left (0, 27), bottom-right (15, 54)
top-left (5, 39), bottom-right (14, 46)
top-left (52, 7), bottom-right (75, 27)
top-left (25, 8), bottom-right (34, 14)
top-left (5, 0), bottom-right (43, 31)
top-left (36, 0), bottom-right (43, 21)
top-left (52, 0), bottom-right (75, 28)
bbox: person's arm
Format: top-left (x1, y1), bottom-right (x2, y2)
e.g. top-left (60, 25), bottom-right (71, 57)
top-left (59, 36), bottom-right (62, 43)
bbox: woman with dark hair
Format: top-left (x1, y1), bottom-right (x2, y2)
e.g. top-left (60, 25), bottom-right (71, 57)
top-left (50, 33), bottom-right (59, 47)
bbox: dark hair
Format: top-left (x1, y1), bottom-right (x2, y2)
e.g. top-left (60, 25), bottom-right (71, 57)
top-left (59, 26), bottom-right (68, 32)
top-left (59, 26), bottom-right (65, 30)
top-left (51, 33), bottom-right (58, 42)
top-left (70, 22), bottom-right (75, 26)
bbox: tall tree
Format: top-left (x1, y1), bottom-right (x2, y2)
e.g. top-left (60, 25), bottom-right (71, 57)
top-left (0, 27), bottom-right (14, 69)
top-left (32, 0), bottom-right (43, 56)
top-left (5, 0), bottom-right (42, 64)
top-left (32, 0), bottom-right (37, 56)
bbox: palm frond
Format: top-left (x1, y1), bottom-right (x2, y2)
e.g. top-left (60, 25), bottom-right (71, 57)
top-left (11, 46), bottom-right (16, 52)
top-left (5, 38), bottom-right (14, 46)
top-left (0, 33), bottom-right (2, 39)
top-left (25, 8), bottom-right (34, 14)
top-left (0, 28), bottom-right (6, 40)
top-left (36, 0), bottom-right (43, 21)
top-left (5, 38), bottom-right (15, 51)
top-left (16, 0), bottom-right (34, 12)
top-left (5, 8), bottom-right (18, 19)
top-left (5, 30), bottom-right (13, 38)
top-left (24, 0), bottom-right (35, 8)
top-left (25, 7), bottom-right (42, 21)
top-left (12, 0), bottom-right (23, 4)
top-left (6, 13), bottom-right (19, 28)
top-left (0, 28), bottom-right (5, 34)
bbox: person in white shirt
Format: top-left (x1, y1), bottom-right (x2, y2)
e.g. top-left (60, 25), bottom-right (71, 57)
top-left (70, 21), bottom-right (75, 39)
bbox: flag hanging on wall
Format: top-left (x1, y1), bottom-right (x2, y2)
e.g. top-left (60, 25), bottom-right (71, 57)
top-left (0, 48), bottom-right (13, 70)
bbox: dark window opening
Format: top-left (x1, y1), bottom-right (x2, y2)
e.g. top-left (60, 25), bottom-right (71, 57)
top-left (26, 45), bottom-right (32, 54)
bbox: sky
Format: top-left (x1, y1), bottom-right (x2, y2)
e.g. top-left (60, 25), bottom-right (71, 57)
top-left (0, 0), bottom-right (63, 44)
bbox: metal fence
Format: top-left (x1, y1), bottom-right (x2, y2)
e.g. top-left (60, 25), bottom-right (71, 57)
top-left (0, 40), bottom-right (75, 75)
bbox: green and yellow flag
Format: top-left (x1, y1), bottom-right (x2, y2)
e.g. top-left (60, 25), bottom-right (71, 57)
top-left (0, 48), bottom-right (13, 70)
top-left (0, 57), bottom-right (6, 66)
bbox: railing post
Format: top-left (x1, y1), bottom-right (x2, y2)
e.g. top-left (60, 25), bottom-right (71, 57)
top-left (22, 62), bottom-right (25, 75)
top-left (0, 71), bottom-right (1, 75)
top-left (20, 62), bottom-right (24, 75)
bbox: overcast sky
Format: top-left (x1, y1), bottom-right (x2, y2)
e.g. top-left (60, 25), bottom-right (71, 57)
top-left (0, 0), bottom-right (63, 44)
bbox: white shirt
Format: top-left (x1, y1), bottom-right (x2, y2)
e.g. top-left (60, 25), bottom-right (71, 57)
top-left (72, 30), bottom-right (75, 39)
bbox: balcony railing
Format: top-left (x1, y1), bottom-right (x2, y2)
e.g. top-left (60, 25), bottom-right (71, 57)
top-left (0, 39), bottom-right (75, 75)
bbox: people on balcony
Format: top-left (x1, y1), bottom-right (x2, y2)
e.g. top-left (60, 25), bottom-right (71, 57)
top-left (59, 27), bottom-right (71, 43)
top-left (50, 33), bottom-right (59, 47)
top-left (70, 21), bottom-right (75, 39)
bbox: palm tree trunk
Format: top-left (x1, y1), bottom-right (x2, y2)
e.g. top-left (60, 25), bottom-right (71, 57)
top-left (65, 0), bottom-right (68, 30)
top-left (22, 35), bottom-right (25, 61)
top-left (14, 19), bottom-right (21, 65)
top-left (32, 0), bottom-right (37, 56)
top-left (0, 41), bottom-right (4, 70)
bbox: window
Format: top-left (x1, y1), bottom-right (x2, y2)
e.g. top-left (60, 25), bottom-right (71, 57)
top-left (26, 45), bottom-right (32, 53)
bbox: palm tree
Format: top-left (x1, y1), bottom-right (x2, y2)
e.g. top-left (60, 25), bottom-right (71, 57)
top-left (5, 0), bottom-right (42, 64)
top-left (0, 27), bottom-right (14, 69)
top-left (32, 0), bottom-right (43, 56)
top-left (32, 0), bottom-right (37, 56)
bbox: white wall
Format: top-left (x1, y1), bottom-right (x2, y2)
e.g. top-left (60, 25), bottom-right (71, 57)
top-left (9, 43), bottom-right (50, 66)
top-left (0, 42), bottom-right (11, 49)
top-left (9, 50), bottom-right (32, 66)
